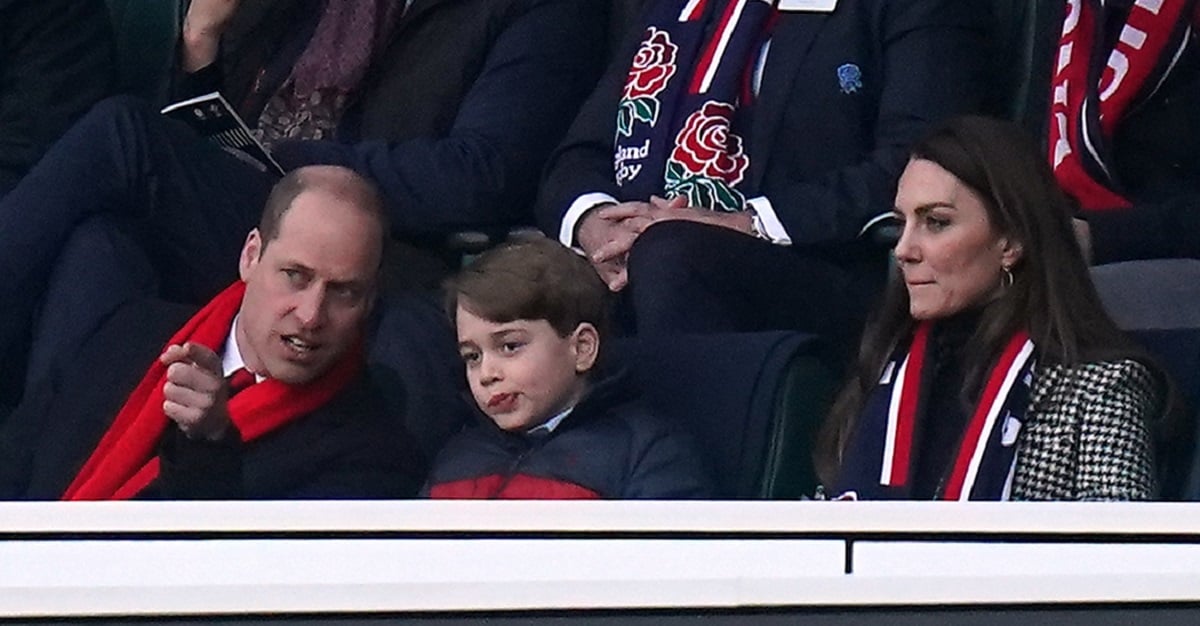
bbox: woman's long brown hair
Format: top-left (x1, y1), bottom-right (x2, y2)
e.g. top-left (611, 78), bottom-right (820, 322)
top-left (813, 115), bottom-right (1151, 485)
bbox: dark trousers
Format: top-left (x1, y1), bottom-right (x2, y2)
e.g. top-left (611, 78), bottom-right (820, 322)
top-left (25, 215), bottom-right (157, 391)
top-left (0, 95), bottom-right (275, 396)
top-left (625, 220), bottom-right (883, 352)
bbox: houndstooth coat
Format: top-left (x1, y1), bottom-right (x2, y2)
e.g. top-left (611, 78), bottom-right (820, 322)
top-left (1010, 359), bottom-right (1161, 500)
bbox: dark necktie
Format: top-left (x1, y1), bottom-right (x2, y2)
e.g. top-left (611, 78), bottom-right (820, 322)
top-left (227, 368), bottom-right (257, 396)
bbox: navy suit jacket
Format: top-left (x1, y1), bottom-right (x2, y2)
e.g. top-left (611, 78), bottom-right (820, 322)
top-left (181, 0), bottom-right (611, 240)
top-left (538, 0), bottom-right (989, 256)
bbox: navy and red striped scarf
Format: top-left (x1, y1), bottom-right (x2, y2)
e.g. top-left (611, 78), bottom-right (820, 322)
top-left (613, 0), bottom-right (777, 212)
top-left (835, 323), bottom-right (1037, 501)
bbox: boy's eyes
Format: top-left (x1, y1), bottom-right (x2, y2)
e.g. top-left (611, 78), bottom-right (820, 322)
top-left (456, 335), bottom-right (528, 364)
top-left (458, 341), bottom-right (525, 365)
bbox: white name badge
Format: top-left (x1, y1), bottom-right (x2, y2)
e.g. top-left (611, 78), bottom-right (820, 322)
top-left (776, 0), bottom-right (837, 12)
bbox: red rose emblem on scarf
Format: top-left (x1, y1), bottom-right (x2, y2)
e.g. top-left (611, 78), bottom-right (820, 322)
top-left (623, 28), bottom-right (678, 100)
top-left (670, 101), bottom-right (748, 184)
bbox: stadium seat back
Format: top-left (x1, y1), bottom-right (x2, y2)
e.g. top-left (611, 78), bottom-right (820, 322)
top-left (105, 0), bottom-right (185, 104)
top-left (625, 331), bottom-right (836, 499)
top-left (1094, 260), bottom-right (1200, 501)
top-left (984, 0), bottom-right (1060, 134)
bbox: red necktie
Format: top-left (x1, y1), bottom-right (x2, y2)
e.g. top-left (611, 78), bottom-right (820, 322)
top-left (227, 368), bottom-right (257, 396)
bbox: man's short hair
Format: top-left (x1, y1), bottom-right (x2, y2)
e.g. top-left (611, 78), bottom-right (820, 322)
top-left (446, 235), bottom-right (611, 338)
top-left (258, 166), bottom-right (390, 254)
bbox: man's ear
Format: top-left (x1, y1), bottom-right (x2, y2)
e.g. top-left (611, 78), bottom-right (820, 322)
top-left (571, 323), bottom-right (600, 374)
top-left (239, 229), bottom-right (263, 281)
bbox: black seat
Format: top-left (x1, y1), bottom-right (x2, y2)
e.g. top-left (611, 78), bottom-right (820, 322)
top-left (623, 331), bottom-right (838, 499)
top-left (105, 0), bottom-right (184, 104)
top-left (984, 0), bottom-right (1061, 134)
top-left (1095, 259), bottom-right (1200, 500)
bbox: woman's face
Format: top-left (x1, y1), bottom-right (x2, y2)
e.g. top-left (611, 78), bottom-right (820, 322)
top-left (892, 158), bottom-right (1021, 321)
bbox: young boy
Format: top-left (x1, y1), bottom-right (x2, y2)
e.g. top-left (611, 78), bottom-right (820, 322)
top-left (424, 236), bottom-right (713, 499)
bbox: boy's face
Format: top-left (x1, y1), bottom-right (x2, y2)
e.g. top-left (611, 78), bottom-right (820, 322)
top-left (455, 305), bottom-right (598, 432)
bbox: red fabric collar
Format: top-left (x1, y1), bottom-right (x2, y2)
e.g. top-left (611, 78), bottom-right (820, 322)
top-left (62, 281), bottom-right (363, 500)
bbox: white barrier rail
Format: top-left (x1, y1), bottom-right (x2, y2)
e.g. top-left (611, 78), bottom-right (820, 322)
top-left (1, 501), bottom-right (1199, 617)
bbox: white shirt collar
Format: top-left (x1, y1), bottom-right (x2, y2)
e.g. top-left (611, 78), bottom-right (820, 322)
top-left (222, 315), bottom-right (265, 382)
top-left (526, 405), bottom-right (573, 436)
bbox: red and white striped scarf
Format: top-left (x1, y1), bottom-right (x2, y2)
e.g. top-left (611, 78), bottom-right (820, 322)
top-left (1048, 0), bottom-right (1197, 210)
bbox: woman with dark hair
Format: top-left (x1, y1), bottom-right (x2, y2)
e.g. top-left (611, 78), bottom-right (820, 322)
top-left (816, 115), bottom-right (1162, 501)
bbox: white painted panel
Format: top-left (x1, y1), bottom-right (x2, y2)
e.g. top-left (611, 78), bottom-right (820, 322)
top-left (0, 538), bottom-right (845, 615)
top-left (0, 538), bottom-right (844, 586)
top-left (855, 542), bottom-right (1200, 576)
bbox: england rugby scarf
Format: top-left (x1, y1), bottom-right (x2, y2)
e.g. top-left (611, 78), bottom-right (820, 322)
top-left (62, 281), bottom-right (363, 500)
top-left (1048, 0), bottom-right (1197, 210)
top-left (835, 323), bottom-right (1036, 501)
top-left (613, 0), bottom-right (775, 211)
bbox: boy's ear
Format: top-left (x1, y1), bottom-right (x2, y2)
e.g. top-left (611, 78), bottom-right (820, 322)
top-left (571, 323), bottom-right (600, 374)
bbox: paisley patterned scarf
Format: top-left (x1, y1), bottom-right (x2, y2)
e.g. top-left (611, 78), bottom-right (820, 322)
top-left (256, 0), bottom-right (407, 144)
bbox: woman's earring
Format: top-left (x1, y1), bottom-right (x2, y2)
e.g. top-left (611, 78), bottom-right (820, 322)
top-left (1001, 266), bottom-right (1014, 290)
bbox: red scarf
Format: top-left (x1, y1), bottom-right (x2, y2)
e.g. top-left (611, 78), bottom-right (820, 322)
top-left (1048, 0), bottom-right (1197, 210)
top-left (62, 281), bottom-right (363, 500)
